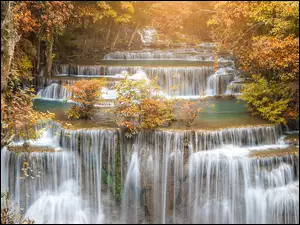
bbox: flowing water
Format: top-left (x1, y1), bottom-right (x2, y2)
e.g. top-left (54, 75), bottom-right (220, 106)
top-left (1, 47), bottom-right (299, 224)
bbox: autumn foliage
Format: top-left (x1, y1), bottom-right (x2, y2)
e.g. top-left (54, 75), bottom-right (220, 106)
top-left (114, 77), bottom-right (175, 137)
top-left (179, 100), bottom-right (201, 127)
top-left (209, 1), bottom-right (299, 124)
top-left (64, 80), bottom-right (106, 120)
top-left (1, 53), bottom-right (54, 147)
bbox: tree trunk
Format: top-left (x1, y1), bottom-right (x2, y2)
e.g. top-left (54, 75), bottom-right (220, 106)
top-left (105, 19), bottom-right (113, 49)
top-left (1, 1), bottom-right (20, 92)
top-left (36, 36), bottom-right (40, 74)
top-left (111, 25), bottom-right (121, 50)
top-left (128, 22), bottom-right (140, 50)
top-left (46, 33), bottom-right (54, 77)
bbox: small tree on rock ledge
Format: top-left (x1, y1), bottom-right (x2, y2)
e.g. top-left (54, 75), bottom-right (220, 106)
top-left (64, 79), bottom-right (106, 120)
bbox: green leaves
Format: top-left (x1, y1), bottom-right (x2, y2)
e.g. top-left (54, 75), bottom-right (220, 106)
top-left (239, 74), bottom-right (291, 124)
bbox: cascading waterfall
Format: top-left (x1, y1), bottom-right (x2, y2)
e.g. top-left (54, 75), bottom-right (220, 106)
top-left (188, 150), bottom-right (299, 224)
top-left (104, 66), bottom-right (214, 96)
top-left (37, 83), bottom-right (72, 100)
top-left (143, 67), bottom-right (214, 96)
top-left (121, 150), bottom-right (141, 224)
top-left (103, 51), bottom-right (214, 60)
top-left (70, 65), bottom-right (102, 76)
top-left (119, 130), bottom-right (188, 224)
top-left (53, 64), bottom-right (103, 76)
top-left (194, 125), bottom-right (282, 151)
top-left (1, 122), bottom-right (120, 223)
top-left (206, 67), bottom-right (236, 96)
top-left (53, 64), bottom-right (70, 76)
top-left (1, 120), bottom-right (298, 224)
top-left (52, 63), bottom-right (238, 97)
top-left (24, 180), bottom-right (95, 224)
top-left (103, 66), bottom-right (141, 76)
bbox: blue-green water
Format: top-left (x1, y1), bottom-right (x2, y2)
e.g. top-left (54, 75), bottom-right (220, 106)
top-left (33, 98), bottom-right (268, 130)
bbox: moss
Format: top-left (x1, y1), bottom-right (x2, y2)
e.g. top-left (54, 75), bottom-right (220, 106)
top-left (7, 145), bottom-right (56, 153)
top-left (114, 141), bottom-right (122, 201)
top-left (250, 148), bottom-right (299, 158)
top-left (102, 140), bottom-right (122, 202)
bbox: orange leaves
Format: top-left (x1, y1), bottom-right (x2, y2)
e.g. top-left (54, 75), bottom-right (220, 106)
top-left (12, 1), bottom-right (73, 36)
top-left (64, 79), bottom-right (106, 120)
top-left (114, 78), bottom-right (175, 135)
top-left (249, 35), bottom-right (299, 81)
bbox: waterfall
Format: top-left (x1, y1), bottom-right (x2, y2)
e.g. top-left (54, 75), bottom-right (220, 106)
top-left (195, 125), bottom-right (282, 151)
top-left (36, 83), bottom-right (117, 103)
top-left (1, 147), bottom-right (78, 212)
top-left (188, 150), bottom-right (299, 224)
top-left (1, 120), bottom-right (298, 224)
top-left (103, 66), bottom-right (214, 96)
top-left (37, 83), bottom-right (72, 100)
top-left (138, 28), bottom-right (157, 45)
top-left (53, 64), bottom-right (103, 76)
top-left (121, 150), bottom-right (141, 224)
top-left (103, 51), bottom-right (214, 60)
top-left (103, 66), bottom-right (141, 76)
top-left (1, 121), bottom-right (120, 223)
top-left (206, 67), bottom-right (236, 96)
top-left (119, 130), bottom-right (188, 224)
top-left (51, 64), bottom-right (241, 97)
top-left (70, 65), bottom-right (102, 76)
top-left (24, 179), bottom-right (97, 224)
top-left (143, 67), bottom-right (214, 96)
top-left (53, 64), bottom-right (70, 76)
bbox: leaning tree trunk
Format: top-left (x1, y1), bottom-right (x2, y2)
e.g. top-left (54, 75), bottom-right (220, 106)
top-left (111, 25), bottom-right (121, 50)
top-left (46, 33), bottom-right (54, 77)
top-left (128, 21), bottom-right (140, 50)
top-left (1, 1), bottom-right (20, 92)
top-left (105, 19), bottom-right (113, 49)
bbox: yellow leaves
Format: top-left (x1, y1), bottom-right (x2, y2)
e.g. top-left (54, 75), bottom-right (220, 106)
top-left (65, 80), bottom-right (106, 120)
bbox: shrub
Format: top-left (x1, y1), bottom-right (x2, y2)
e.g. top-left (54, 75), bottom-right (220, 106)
top-left (64, 79), bottom-right (106, 120)
top-left (114, 77), bottom-right (175, 137)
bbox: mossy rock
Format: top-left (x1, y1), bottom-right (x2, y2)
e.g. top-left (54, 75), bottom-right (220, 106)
top-left (7, 145), bottom-right (56, 153)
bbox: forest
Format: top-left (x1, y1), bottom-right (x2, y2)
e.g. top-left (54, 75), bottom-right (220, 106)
top-left (1, 1), bottom-right (299, 224)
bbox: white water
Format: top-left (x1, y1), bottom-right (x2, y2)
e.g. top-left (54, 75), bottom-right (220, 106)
top-left (188, 149), bottom-right (298, 224)
top-left (52, 63), bottom-right (238, 97)
top-left (25, 180), bottom-right (101, 224)
top-left (206, 67), bottom-right (236, 96)
top-left (37, 83), bottom-right (72, 100)
top-left (1, 121), bottom-right (298, 224)
top-left (138, 28), bottom-right (157, 45)
top-left (103, 51), bottom-right (214, 60)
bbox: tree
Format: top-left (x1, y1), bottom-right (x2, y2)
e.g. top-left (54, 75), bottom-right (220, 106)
top-left (178, 100), bottom-right (201, 127)
top-left (239, 75), bottom-right (291, 124)
top-left (1, 53), bottom-right (54, 148)
top-left (64, 79), bottom-right (107, 120)
top-left (127, 1), bottom-right (154, 49)
top-left (1, 1), bottom-right (20, 93)
top-left (12, 1), bottom-right (74, 76)
top-left (208, 1), bottom-right (299, 124)
top-left (114, 76), bottom-right (175, 137)
top-left (178, 99), bottom-right (215, 127)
